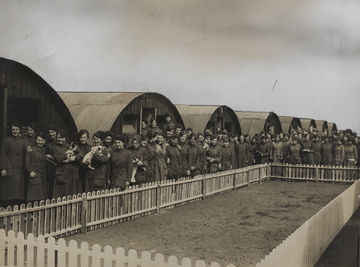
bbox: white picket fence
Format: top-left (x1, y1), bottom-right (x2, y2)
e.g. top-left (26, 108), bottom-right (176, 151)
top-left (1, 163), bottom-right (359, 267)
top-left (256, 176), bottom-right (360, 267)
top-left (0, 164), bottom-right (269, 238)
top-left (0, 229), bottom-right (236, 267)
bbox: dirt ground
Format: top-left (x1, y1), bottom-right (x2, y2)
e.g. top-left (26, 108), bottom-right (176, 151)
top-left (64, 180), bottom-right (351, 267)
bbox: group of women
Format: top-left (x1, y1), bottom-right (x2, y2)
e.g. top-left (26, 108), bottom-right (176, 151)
top-left (0, 119), bottom-right (358, 207)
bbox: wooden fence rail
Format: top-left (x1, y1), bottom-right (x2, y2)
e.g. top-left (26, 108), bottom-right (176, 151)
top-left (256, 175), bottom-right (360, 267)
top-left (270, 163), bottom-right (360, 182)
top-left (0, 229), bottom-right (237, 267)
top-left (0, 164), bottom-right (269, 238)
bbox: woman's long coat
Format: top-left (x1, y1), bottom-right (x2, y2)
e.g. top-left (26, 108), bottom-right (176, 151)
top-left (270, 142), bottom-right (283, 164)
top-left (154, 143), bottom-right (167, 181)
top-left (144, 141), bottom-right (157, 183)
top-left (0, 136), bottom-right (26, 201)
top-left (166, 144), bottom-right (182, 180)
top-left (321, 142), bottom-right (333, 166)
top-left (77, 143), bottom-right (91, 192)
top-left (206, 145), bottom-right (222, 173)
top-left (85, 146), bottom-right (110, 192)
top-left (288, 143), bottom-right (302, 165)
top-left (344, 144), bottom-right (358, 167)
top-left (188, 144), bottom-right (201, 177)
top-left (53, 143), bottom-right (82, 198)
top-left (25, 145), bottom-right (47, 201)
top-left (109, 148), bottom-right (133, 190)
top-left (129, 146), bottom-right (147, 185)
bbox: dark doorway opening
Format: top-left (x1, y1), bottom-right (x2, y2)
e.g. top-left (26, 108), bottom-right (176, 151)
top-left (7, 97), bottom-right (40, 136)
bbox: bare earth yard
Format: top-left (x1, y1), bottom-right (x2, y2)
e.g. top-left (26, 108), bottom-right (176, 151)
top-left (64, 180), bottom-right (351, 267)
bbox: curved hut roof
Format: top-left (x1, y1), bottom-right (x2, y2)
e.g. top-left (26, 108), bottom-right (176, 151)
top-left (315, 120), bottom-right (328, 132)
top-left (299, 118), bottom-right (317, 132)
top-left (175, 105), bottom-right (241, 135)
top-left (235, 111), bottom-right (282, 137)
top-left (59, 92), bottom-right (184, 137)
top-left (278, 116), bottom-right (302, 134)
top-left (0, 57), bottom-right (78, 142)
top-left (327, 122), bottom-right (338, 134)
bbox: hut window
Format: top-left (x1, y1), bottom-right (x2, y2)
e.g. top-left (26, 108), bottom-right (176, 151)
top-left (122, 115), bottom-right (138, 135)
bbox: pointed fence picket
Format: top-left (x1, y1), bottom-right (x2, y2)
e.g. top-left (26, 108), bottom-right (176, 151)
top-left (0, 229), bottom-right (240, 267)
top-left (0, 164), bottom-right (270, 238)
top-left (270, 163), bottom-right (360, 183)
top-left (0, 162), bottom-right (358, 253)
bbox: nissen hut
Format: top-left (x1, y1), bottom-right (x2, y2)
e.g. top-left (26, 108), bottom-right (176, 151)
top-left (299, 118), bottom-right (317, 133)
top-left (315, 120), bottom-right (328, 132)
top-left (175, 105), bottom-right (241, 135)
top-left (278, 116), bottom-right (302, 134)
top-left (59, 92), bottom-right (184, 137)
top-left (327, 122), bottom-right (338, 135)
top-left (0, 58), bottom-right (78, 143)
top-left (235, 111), bottom-right (282, 138)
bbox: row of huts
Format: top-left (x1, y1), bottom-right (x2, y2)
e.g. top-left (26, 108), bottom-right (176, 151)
top-left (0, 58), bottom-right (338, 144)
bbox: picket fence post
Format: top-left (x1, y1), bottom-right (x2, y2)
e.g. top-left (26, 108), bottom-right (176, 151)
top-left (202, 175), bottom-right (207, 200)
top-left (246, 168), bottom-right (250, 185)
top-left (315, 166), bottom-right (319, 182)
top-left (156, 183), bottom-right (161, 213)
top-left (81, 197), bottom-right (88, 234)
top-left (233, 171), bottom-right (237, 190)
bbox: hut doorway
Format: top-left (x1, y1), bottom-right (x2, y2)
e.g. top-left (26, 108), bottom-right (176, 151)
top-left (0, 87), bottom-right (7, 142)
top-left (7, 97), bottom-right (40, 135)
top-left (141, 108), bottom-right (157, 126)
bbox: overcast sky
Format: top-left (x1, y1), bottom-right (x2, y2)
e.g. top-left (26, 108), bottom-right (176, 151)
top-left (1, 0), bottom-right (360, 133)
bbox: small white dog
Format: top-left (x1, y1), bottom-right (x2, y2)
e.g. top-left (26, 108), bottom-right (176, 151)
top-left (82, 145), bottom-right (106, 170)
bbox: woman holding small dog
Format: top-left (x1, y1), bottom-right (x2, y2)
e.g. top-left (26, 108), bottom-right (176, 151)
top-left (84, 131), bottom-right (110, 192)
top-left (52, 129), bottom-right (82, 198)
top-left (77, 129), bottom-right (92, 192)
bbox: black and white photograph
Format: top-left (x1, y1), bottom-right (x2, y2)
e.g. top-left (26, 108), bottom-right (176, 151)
top-left (1, 0), bottom-right (360, 266)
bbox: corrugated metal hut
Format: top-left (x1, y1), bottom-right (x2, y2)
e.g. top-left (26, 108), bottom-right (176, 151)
top-left (279, 116), bottom-right (302, 134)
top-left (0, 58), bottom-right (78, 144)
top-left (327, 122), bottom-right (338, 134)
top-left (299, 118), bottom-right (317, 133)
top-left (175, 105), bottom-right (241, 135)
top-left (235, 111), bottom-right (282, 138)
top-left (59, 92), bottom-right (184, 137)
top-left (315, 120), bottom-right (328, 132)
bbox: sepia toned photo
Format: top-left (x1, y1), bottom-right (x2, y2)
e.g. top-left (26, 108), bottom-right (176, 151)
top-left (1, 1), bottom-right (360, 266)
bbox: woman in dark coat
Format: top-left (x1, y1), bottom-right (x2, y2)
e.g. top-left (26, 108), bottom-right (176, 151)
top-left (128, 135), bottom-right (147, 186)
top-left (0, 122), bottom-right (26, 207)
top-left (206, 136), bottom-right (222, 173)
top-left (178, 131), bottom-right (190, 177)
top-left (25, 132), bottom-right (47, 202)
top-left (220, 136), bottom-right (234, 171)
top-left (84, 131), bottom-right (110, 193)
top-left (103, 131), bottom-right (114, 150)
top-left (45, 125), bottom-right (58, 199)
top-left (24, 122), bottom-right (37, 149)
top-left (143, 130), bottom-right (158, 183)
top-left (145, 118), bottom-right (162, 134)
top-left (188, 133), bottom-right (201, 177)
top-left (77, 129), bottom-right (92, 192)
top-left (154, 133), bottom-right (168, 181)
top-left (109, 134), bottom-right (133, 190)
top-left (197, 133), bottom-right (209, 175)
top-left (166, 135), bottom-right (182, 181)
top-left (288, 138), bottom-right (302, 165)
top-left (52, 129), bottom-right (82, 198)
